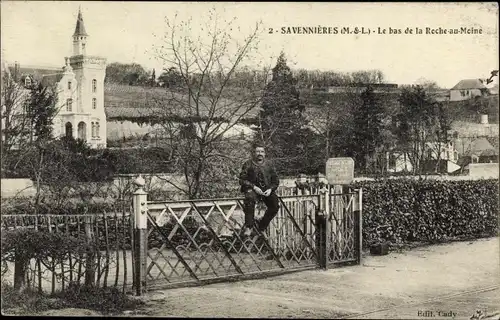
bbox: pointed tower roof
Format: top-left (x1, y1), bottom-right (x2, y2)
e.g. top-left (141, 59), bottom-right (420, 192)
top-left (73, 7), bottom-right (88, 37)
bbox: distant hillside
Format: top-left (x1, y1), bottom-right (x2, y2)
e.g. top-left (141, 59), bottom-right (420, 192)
top-left (104, 84), bottom-right (498, 127)
top-left (104, 83), bottom-right (259, 123)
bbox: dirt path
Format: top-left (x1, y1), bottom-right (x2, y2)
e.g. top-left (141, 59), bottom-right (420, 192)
top-left (129, 237), bottom-right (499, 319)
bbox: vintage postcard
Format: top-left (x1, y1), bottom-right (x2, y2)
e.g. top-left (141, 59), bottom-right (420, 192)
top-left (1, 1), bottom-right (498, 319)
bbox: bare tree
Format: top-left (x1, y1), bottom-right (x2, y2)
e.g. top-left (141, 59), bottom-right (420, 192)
top-left (305, 90), bottom-right (361, 161)
top-left (394, 85), bottom-right (440, 175)
top-left (150, 8), bottom-right (265, 198)
top-left (1, 68), bottom-right (32, 173)
top-left (426, 102), bottom-right (452, 173)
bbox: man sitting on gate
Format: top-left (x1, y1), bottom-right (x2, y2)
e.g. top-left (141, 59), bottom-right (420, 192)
top-left (238, 142), bottom-right (280, 238)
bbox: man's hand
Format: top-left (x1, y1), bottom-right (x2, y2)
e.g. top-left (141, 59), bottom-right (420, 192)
top-left (253, 186), bottom-right (264, 196)
top-left (263, 189), bottom-right (272, 197)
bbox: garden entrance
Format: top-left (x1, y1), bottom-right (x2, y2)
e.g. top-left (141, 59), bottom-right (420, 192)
top-left (132, 184), bottom-right (362, 294)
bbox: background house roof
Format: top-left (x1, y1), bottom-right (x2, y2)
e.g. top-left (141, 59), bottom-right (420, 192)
top-left (486, 136), bottom-right (499, 150)
top-left (40, 73), bottom-right (64, 88)
top-left (450, 79), bottom-right (487, 90)
top-left (463, 137), bottom-right (498, 157)
top-left (8, 65), bottom-right (63, 82)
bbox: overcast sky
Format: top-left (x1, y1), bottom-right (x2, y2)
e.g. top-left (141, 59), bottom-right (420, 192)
top-left (1, 2), bottom-right (498, 88)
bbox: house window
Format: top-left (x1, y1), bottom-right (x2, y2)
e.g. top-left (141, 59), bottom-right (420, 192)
top-left (92, 98), bottom-right (97, 109)
top-left (66, 98), bottom-right (73, 112)
top-left (91, 122), bottom-right (95, 137)
top-left (68, 81), bottom-right (72, 90)
top-left (24, 77), bottom-right (31, 87)
top-left (82, 43), bottom-right (86, 50)
top-left (92, 79), bottom-right (97, 93)
top-left (96, 122), bottom-right (100, 138)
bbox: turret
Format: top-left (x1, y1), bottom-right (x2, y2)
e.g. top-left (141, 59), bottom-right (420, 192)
top-left (72, 7), bottom-right (88, 56)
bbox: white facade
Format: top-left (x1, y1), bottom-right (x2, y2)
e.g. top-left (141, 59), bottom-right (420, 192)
top-left (2, 9), bottom-right (107, 149)
top-left (54, 9), bottom-right (107, 148)
top-left (449, 88), bottom-right (483, 102)
top-left (449, 79), bottom-right (487, 102)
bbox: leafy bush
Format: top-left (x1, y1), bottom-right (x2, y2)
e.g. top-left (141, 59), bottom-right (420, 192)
top-left (1, 229), bottom-right (95, 285)
top-left (1, 283), bottom-right (64, 314)
top-left (1, 200), bottom-right (124, 216)
top-left (1, 229), bottom-right (141, 315)
top-left (2, 137), bottom-right (116, 181)
top-left (1, 282), bottom-right (144, 315)
top-left (108, 147), bottom-right (176, 174)
top-left (351, 178), bottom-right (499, 248)
top-left (2, 228), bottom-right (97, 288)
top-left (53, 282), bottom-right (144, 315)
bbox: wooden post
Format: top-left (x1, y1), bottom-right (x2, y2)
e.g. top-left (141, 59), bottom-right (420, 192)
top-left (84, 216), bottom-right (96, 287)
top-left (316, 186), bottom-right (328, 269)
top-left (133, 175), bottom-right (148, 296)
top-left (324, 185), bottom-right (331, 266)
top-left (302, 186), bottom-right (310, 254)
top-left (354, 188), bottom-right (363, 265)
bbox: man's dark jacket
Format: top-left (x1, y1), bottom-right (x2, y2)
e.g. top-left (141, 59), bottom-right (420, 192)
top-left (239, 159), bottom-right (279, 193)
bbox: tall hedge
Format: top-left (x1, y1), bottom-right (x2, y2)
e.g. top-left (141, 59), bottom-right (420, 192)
top-left (352, 178), bottom-right (499, 247)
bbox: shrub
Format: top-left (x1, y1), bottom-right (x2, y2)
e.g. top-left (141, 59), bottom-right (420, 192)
top-left (1, 200), bottom-right (125, 216)
top-left (108, 147), bottom-right (176, 174)
top-left (1, 229), bottom-right (95, 288)
top-left (1, 283), bottom-right (64, 314)
top-left (52, 282), bottom-right (144, 315)
top-left (351, 178), bottom-right (499, 248)
top-left (1, 282), bottom-right (144, 315)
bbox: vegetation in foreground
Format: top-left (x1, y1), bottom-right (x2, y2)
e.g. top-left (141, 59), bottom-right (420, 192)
top-left (1, 282), bottom-right (144, 316)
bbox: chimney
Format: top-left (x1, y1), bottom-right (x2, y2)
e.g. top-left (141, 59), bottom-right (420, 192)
top-left (480, 114), bottom-right (489, 125)
top-left (14, 61), bottom-right (20, 82)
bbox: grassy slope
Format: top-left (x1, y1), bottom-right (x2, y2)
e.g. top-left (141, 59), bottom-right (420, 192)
top-left (104, 83), bottom-right (260, 121)
top-left (104, 83), bottom-right (499, 126)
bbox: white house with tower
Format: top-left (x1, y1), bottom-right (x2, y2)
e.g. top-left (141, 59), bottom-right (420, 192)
top-left (4, 9), bottom-right (107, 148)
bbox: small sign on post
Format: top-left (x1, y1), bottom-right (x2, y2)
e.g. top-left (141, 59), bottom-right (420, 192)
top-left (325, 157), bottom-right (354, 185)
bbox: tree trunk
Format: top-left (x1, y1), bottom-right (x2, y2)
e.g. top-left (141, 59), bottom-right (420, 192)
top-left (13, 253), bottom-right (27, 292)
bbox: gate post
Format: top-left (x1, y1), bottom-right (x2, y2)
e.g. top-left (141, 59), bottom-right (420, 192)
top-left (353, 188), bottom-right (363, 265)
top-left (316, 186), bottom-right (328, 269)
top-left (133, 175), bottom-right (148, 296)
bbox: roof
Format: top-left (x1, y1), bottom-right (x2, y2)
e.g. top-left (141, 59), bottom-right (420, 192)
top-left (486, 136), bottom-right (499, 150)
top-left (477, 149), bottom-right (498, 157)
top-left (463, 137), bottom-right (498, 157)
top-left (73, 9), bottom-right (88, 37)
top-left (450, 79), bottom-right (487, 90)
top-left (8, 65), bottom-right (62, 82)
top-left (40, 73), bottom-right (64, 88)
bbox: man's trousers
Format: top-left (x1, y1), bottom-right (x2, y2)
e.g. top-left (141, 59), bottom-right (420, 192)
top-left (242, 190), bottom-right (280, 232)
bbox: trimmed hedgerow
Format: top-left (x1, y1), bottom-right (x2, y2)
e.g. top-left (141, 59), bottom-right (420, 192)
top-left (351, 178), bottom-right (499, 248)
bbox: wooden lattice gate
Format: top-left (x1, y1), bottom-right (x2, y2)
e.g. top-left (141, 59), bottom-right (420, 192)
top-left (131, 184), bottom-right (362, 294)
